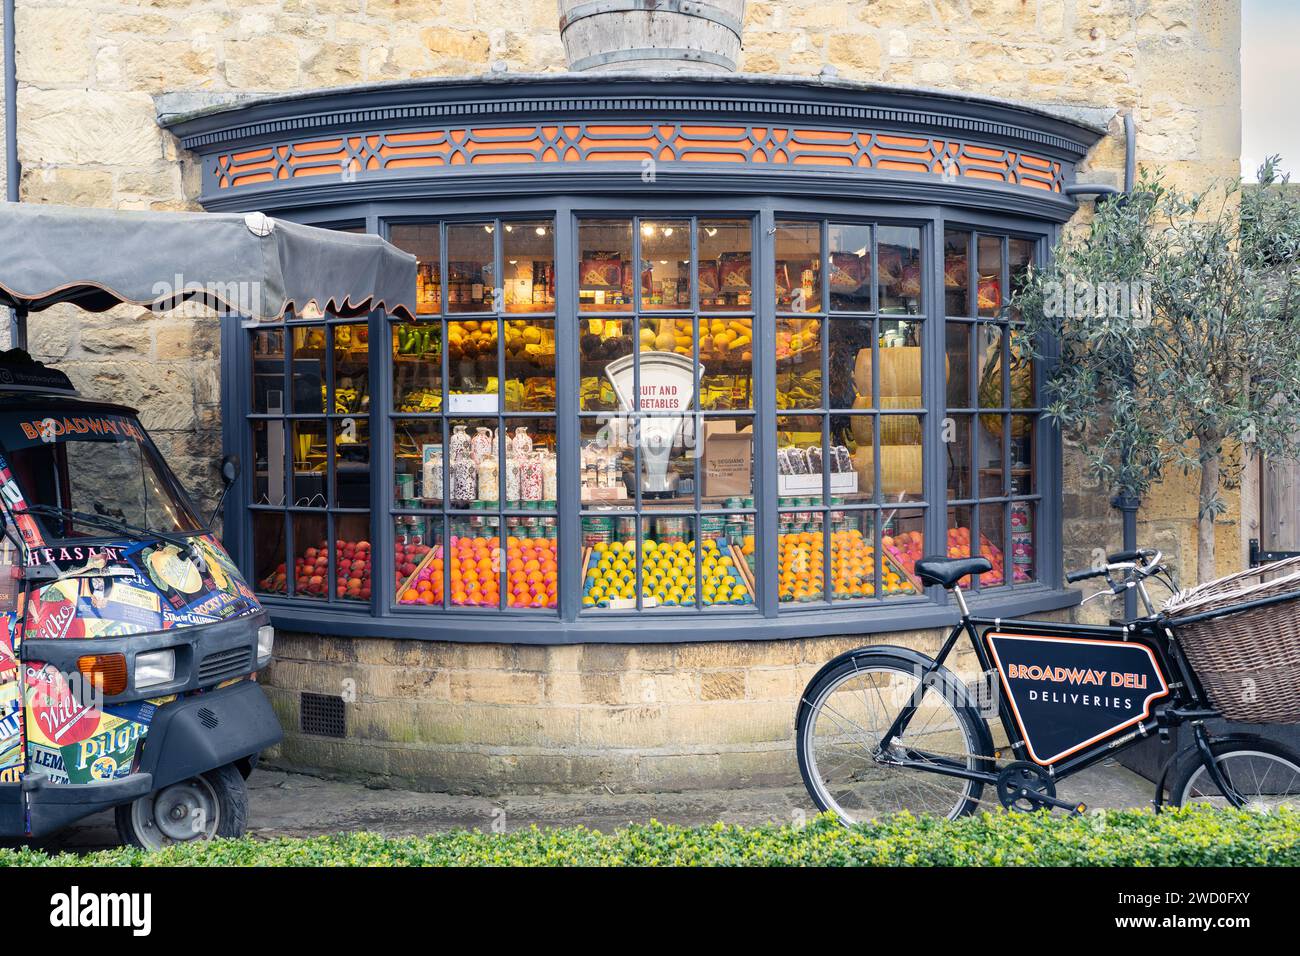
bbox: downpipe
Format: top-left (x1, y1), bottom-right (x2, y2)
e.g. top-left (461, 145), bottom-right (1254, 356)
top-left (4, 0), bottom-right (20, 350)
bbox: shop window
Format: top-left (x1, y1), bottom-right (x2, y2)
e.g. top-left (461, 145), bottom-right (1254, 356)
top-left (944, 230), bottom-right (1040, 588)
top-left (579, 216), bottom-right (757, 613)
top-left (389, 219), bottom-right (559, 614)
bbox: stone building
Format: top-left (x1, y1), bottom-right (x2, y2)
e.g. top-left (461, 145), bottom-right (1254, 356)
top-left (0, 0), bottom-right (1245, 792)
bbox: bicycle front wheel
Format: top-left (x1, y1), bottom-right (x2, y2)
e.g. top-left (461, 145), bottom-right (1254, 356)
top-left (1170, 738), bottom-right (1300, 810)
top-left (797, 650), bottom-right (990, 825)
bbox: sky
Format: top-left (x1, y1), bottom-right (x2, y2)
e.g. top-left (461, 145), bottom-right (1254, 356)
top-left (1242, 0), bottom-right (1300, 179)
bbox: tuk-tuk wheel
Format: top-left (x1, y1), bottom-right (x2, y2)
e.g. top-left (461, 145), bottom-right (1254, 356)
top-left (115, 764), bottom-right (248, 851)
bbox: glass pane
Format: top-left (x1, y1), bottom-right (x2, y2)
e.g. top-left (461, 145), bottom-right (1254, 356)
top-left (976, 324), bottom-right (1005, 407)
top-left (1009, 501), bottom-right (1035, 584)
top-left (334, 416), bottom-right (369, 508)
top-left (700, 416), bottom-right (755, 507)
top-left (977, 235), bottom-right (1003, 317)
top-left (506, 524), bottom-right (558, 610)
top-left (776, 318), bottom-right (822, 409)
top-left (831, 509), bottom-right (875, 602)
top-left (580, 417), bottom-right (634, 506)
top-left (396, 519), bottom-right (445, 609)
top-left (1008, 328), bottom-right (1035, 408)
top-left (390, 224), bottom-right (441, 316)
top-left (447, 318), bottom-right (499, 409)
top-left (447, 222), bottom-right (494, 313)
top-left (945, 322), bottom-right (971, 408)
top-left (393, 418), bottom-right (444, 509)
top-left (947, 505), bottom-right (974, 562)
top-left (703, 511), bottom-right (757, 598)
top-left (777, 414), bottom-right (824, 504)
top-left (879, 415), bottom-right (923, 501)
top-left (1010, 416), bottom-right (1035, 495)
top-left (1008, 237), bottom-right (1035, 321)
top-left (252, 512), bottom-right (287, 595)
top-left (878, 319), bottom-right (923, 411)
top-left (290, 512), bottom-right (329, 599)
top-left (581, 531), bottom-right (638, 612)
top-left (881, 508), bottom-right (925, 599)
top-left (699, 219), bottom-right (752, 311)
top-left (579, 318), bottom-right (631, 412)
top-left (978, 413), bottom-right (1005, 498)
top-left (828, 223), bottom-right (872, 311)
top-left (291, 420), bottom-right (327, 507)
top-left (699, 316), bottom-right (753, 410)
top-left (332, 323), bottom-right (369, 414)
top-left (945, 413), bottom-right (973, 500)
top-left (502, 220), bottom-right (555, 313)
top-left (290, 326), bottom-right (326, 414)
top-left (775, 221), bottom-right (821, 312)
top-left (334, 513), bottom-right (372, 603)
top-left (392, 322), bottom-right (442, 413)
top-left (878, 226), bottom-right (922, 315)
top-left (504, 319), bottom-right (556, 412)
top-left (637, 415), bottom-right (694, 502)
top-left (979, 504), bottom-right (1007, 586)
top-left (639, 315), bottom-right (694, 360)
top-left (944, 229), bottom-right (971, 316)
top-left (829, 414), bottom-right (871, 503)
top-left (829, 319), bottom-right (873, 410)
top-left (447, 419), bottom-right (499, 508)
top-left (640, 220), bottom-right (691, 310)
top-left (251, 329), bottom-right (285, 414)
top-left (579, 219), bottom-right (633, 312)
top-left (251, 420), bottom-right (286, 507)
top-left (640, 516), bottom-right (698, 610)
top-left (448, 516), bottom-right (501, 609)
top-left (503, 419), bottom-right (557, 509)
top-left (778, 510), bottom-right (825, 605)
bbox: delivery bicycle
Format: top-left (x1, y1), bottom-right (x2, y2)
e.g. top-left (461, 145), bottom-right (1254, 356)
top-left (796, 549), bottom-right (1300, 823)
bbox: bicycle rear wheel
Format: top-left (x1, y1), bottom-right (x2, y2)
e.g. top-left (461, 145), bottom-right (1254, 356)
top-left (1170, 738), bottom-right (1300, 810)
top-left (796, 650), bottom-right (991, 825)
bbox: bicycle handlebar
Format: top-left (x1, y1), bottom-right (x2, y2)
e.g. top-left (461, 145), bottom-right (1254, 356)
top-left (1066, 566), bottom-right (1108, 584)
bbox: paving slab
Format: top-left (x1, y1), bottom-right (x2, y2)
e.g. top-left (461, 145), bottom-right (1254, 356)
top-left (24, 757), bottom-right (1154, 854)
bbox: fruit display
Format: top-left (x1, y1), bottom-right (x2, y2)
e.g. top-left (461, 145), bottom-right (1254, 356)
top-left (395, 323), bottom-right (439, 358)
top-left (779, 529), bottom-right (917, 602)
top-left (397, 536), bottom-right (557, 609)
top-left (882, 529), bottom-right (924, 584)
top-left (581, 538), bottom-right (751, 609)
top-left (396, 386), bottom-right (440, 413)
top-left (447, 319), bottom-right (497, 362)
top-left (262, 538), bottom-right (373, 600)
top-left (946, 526), bottom-right (1006, 585)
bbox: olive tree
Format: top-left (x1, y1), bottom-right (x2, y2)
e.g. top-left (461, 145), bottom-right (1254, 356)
top-left (1016, 158), bottom-right (1300, 584)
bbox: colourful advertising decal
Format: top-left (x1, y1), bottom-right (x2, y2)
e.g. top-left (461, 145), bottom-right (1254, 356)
top-left (0, 453), bottom-right (44, 550)
top-left (984, 631), bottom-right (1171, 765)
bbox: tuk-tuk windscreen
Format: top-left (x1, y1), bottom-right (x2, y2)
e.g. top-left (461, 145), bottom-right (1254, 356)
top-left (0, 410), bottom-right (201, 541)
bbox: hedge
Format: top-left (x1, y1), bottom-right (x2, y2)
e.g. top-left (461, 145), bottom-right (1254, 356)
top-left (2, 806), bottom-right (1297, 866)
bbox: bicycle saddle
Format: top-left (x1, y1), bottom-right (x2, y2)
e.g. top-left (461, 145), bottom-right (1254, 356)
top-left (914, 556), bottom-right (993, 588)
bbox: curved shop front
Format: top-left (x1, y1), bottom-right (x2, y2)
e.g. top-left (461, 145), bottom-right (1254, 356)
top-left (165, 74), bottom-right (1104, 791)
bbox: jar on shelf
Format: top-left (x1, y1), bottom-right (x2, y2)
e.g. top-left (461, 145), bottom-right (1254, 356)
top-left (504, 455), bottom-right (521, 506)
top-left (511, 426), bottom-right (533, 457)
top-left (450, 424), bottom-right (471, 461)
top-left (450, 457), bottom-right (477, 505)
top-left (542, 452), bottom-right (557, 502)
top-left (471, 426), bottom-right (495, 462)
top-left (519, 452), bottom-right (544, 503)
top-left (477, 456), bottom-right (500, 505)
top-left (422, 449), bottom-right (443, 501)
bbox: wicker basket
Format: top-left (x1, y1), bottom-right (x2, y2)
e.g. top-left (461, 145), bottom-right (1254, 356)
top-left (1163, 556), bottom-right (1300, 723)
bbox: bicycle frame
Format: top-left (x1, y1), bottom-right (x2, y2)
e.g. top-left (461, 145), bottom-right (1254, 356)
top-left (874, 592), bottom-right (1236, 806)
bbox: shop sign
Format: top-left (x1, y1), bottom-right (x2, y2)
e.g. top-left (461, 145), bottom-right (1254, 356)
top-left (984, 632), bottom-right (1170, 765)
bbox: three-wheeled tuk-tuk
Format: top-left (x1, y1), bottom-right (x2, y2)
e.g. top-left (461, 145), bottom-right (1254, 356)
top-left (0, 203), bottom-right (416, 848)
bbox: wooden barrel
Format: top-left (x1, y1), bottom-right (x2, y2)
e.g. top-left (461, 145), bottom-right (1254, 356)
top-left (559, 0), bottom-right (746, 74)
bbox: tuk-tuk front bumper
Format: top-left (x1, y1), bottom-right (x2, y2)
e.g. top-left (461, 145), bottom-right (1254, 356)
top-left (19, 679), bottom-right (282, 837)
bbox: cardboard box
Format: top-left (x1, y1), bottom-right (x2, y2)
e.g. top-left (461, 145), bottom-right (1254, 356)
top-left (703, 420), bottom-right (753, 498)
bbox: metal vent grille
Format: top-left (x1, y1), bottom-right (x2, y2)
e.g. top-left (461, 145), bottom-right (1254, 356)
top-left (198, 646), bottom-right (253, 684)
top-left (300, 692), bottom-right (346, 739)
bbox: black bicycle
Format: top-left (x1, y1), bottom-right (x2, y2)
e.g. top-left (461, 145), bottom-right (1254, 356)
top-left (796, 549), bottom-right (1300, 822)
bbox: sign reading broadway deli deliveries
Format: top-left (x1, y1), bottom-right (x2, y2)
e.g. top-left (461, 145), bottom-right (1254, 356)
top-left (984, 632), bottom-right (1170, 765)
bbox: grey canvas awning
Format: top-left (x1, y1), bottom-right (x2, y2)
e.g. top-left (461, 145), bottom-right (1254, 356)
top-left (0, 202), bottom-right (416, 321)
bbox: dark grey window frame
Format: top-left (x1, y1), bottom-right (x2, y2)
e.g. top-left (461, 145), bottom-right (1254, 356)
top-left (220, 194), bottom-right (1076, 644)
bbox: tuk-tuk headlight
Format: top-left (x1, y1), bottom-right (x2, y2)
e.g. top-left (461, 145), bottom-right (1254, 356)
top-left (134, 649), bottom-right (176, 689)
top-left (257, 625), bottom-right (275, 666)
